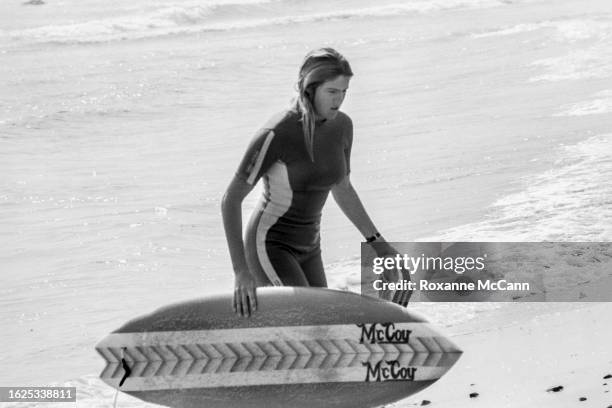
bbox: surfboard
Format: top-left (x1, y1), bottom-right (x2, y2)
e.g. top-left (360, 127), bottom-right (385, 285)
top-left (96, 287), bottom-right (461, 408)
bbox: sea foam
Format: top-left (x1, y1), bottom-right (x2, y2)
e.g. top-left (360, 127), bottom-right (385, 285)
top-left (4, 0), bottom-right (507, 45)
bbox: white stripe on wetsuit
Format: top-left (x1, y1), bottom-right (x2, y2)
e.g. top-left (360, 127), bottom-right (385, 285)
top-left (255, 162), bottom-right (292, 286)
top-left (246, 130), bottom-right (275, 185)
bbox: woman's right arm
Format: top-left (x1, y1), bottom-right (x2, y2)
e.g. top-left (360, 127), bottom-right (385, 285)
top-left (222, 125), bottom-right (278, 316)
top-left (221, 175), bottom-right (257, 317)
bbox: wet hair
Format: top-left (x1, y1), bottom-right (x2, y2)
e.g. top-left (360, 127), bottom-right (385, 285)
top-left (293, 48), bottom-right (353, 161)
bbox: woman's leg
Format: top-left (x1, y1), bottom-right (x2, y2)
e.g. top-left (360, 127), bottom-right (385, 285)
top-left (266, 246), bottom-right (310, 286)
top-left (300, 249), bottom-right (327, 287)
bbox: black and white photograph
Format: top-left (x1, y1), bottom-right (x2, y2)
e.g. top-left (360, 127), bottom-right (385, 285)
top-left (1, 0), bottom-right (611, 406)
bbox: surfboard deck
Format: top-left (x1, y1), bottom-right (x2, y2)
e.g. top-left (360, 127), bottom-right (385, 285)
top-left (96, 287), bottom-right (462, 408)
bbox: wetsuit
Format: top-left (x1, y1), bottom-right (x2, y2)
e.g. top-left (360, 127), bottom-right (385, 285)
top-left (236, 109), bottom-right (353, 287)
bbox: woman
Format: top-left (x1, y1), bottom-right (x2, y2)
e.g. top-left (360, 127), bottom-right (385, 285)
top-left (222, 48), bottom-right (409, 317)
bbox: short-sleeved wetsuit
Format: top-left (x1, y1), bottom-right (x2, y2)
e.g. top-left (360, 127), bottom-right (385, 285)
top-left (236, 109), bottom-right (353, 287)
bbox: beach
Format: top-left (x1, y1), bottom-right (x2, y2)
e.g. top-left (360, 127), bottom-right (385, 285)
top-left (399, 302), bottom-right (612, 408)
top-left (1, 0), bottom-right (611, 405)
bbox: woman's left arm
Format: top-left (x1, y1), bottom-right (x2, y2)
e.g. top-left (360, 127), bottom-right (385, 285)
top-left (331, 175), bottom-right (378, 240)
top-left (331, 176), bottom-right (412, 305)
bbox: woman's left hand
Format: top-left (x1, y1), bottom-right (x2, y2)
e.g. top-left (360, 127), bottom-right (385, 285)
top-left (371, 239), bottom-right (412, 307)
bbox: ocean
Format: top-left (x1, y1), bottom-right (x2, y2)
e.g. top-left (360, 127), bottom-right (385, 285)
top-left (1, 0), bottom-right (611, 404)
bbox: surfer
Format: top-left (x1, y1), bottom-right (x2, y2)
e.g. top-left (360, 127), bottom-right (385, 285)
top-left (222, 48), bottom-right (411, 316)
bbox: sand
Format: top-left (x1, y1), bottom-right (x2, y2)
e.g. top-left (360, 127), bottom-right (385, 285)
top-left (397, 301), bottom-right (612, 408)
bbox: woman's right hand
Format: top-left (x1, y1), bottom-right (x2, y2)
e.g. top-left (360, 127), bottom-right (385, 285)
top-left (233, 270), bottom-right (258, 317)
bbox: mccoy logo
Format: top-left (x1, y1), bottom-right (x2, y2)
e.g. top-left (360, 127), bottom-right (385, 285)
top-left (362, 360), bottom-right (417, 382)
top-left (357, 322), bottom-right (411, 344)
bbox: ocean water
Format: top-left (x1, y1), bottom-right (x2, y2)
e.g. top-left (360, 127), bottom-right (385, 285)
top-left (1, 0), bottom-right (611, 403)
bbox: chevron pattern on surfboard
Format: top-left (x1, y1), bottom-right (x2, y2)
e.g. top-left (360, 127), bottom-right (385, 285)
top-left (96, 323), bottom-right (461, 390)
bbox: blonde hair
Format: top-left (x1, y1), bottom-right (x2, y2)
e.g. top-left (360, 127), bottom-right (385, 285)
top-left (293, 48), bottom-right (353, 161)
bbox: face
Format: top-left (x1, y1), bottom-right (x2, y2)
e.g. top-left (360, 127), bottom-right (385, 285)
top-left (312, 75), bottom-right (350, 121)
